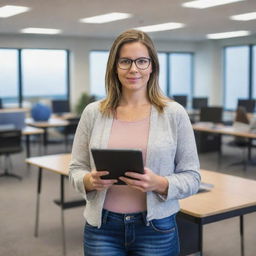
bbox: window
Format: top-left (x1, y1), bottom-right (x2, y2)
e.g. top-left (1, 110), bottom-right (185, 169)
top-left (169, 53), bottom-right (193, 98)
top-left (253, 46), bottom-right (256, 99)
top-left (224, 46), bottom-right (249, 110)
top-left (158, 53), bottom-right (167, 95)
top-left (21, 49), bottom-right (69, 106)
top-left (0, 49), bottom-right (19, 107)
top-left (89, 51), bottom-right (109, 98)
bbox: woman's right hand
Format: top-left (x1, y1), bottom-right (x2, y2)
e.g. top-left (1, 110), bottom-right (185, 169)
top-left (83, 170), bottom-right (117, 192)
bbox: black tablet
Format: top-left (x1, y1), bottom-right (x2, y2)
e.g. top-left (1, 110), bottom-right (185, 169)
top-left (91, 148), bottom-right (144, 185)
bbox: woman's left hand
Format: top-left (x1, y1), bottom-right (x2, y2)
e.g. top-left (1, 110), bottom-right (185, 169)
top-left (119, 167), bottom-right (168, 195)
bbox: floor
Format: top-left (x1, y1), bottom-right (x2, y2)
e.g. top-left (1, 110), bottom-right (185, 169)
top-left (0, 135), bottom-right (256, 256)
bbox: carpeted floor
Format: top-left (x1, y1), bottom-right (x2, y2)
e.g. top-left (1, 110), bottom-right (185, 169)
top-left (0, 135), bottom-right (256, 256)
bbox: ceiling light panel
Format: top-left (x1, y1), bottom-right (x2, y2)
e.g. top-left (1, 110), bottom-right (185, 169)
top-left (182, 0), bottom-right (245, 9)
top-left (230, 12), bottom-right (256, 21)
top-left (20, 28), bottom-right (61, 35)
top-left (135, 22), bottom-right (185, 33)
top-left (80, 12), bottom-right (132, 24)
top-left (0, 5), bottom-right (30, 18)
top-left (206, 30), bottom-right (250, 39)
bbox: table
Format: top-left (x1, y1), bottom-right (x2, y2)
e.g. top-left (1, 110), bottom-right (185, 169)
top-left (179, 170), bottom-right (256, 255)
top-left (26, 154), bottom-right (256, 256)
top-left (26, 117), bottom-right (69, 150)
top-left (193, 123), bottom-right (256, 165)
top-left (26, 154), bottom-right (81, 256)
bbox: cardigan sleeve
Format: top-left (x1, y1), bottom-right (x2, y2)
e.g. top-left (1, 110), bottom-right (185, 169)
top-left (69, 103), bottom-right (98, 202)
top-left (160, 104), bottom-right (201, 201)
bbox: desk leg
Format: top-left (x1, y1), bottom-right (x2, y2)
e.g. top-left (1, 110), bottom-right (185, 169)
top-left (60, 175), bottom-right (66, 256)
top-left (199, 221), bottom-right (203, 256)
top-left (43, 128), bottom-right (48, 154)
top-left (25, 134), bottom-right (30, 158)
top-left (34, 167), bottom-right (42, 237)
top-left (240, 215), bottom-right (244, 256)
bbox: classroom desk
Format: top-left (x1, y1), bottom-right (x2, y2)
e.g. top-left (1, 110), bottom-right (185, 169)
top-left (26, 117), bottom-right (69, 150)
top-left (26, 153), bottom-right (256, 256)
top-left (22, 126), bottom-right (44, 158)
top-left (193, 123), bottom-right (256, 164)
top-left (179, 170), bottom-right (256, 256)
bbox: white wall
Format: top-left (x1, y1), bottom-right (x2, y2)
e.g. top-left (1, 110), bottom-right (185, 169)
top-left (1, 33), bottom-right (255, 110)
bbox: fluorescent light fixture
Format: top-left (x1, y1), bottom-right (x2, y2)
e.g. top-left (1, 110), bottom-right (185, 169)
top-left (182, 0), bottom-right (245, 9)
top-left (80, 12), bottom-right (132, 24)
top-left (0, 5), bottom-right (30, 18)
top-left (20, 28), bottom-right (61, 34)
top-left (206, 30), bottom-right (250, 39)
top-left (230, 12), bottom-right (256, 21)
top-left (135, 22), bottom-right (185, 33)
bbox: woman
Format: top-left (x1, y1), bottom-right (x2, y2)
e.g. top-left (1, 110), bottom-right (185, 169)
top-left (69, 29), bottom-right (200, 256)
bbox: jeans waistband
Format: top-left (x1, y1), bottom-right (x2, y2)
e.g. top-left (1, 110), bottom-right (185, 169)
top-left (102, 209), bottom-right (148, 225)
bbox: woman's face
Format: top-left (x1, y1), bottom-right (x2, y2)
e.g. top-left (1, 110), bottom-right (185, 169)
top-left (116, 42), bottom-right (152, 94)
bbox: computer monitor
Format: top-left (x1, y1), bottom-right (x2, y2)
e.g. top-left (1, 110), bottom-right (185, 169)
top-left (172, 95), bottom-right (187, 108)
top-left (52, 100), bottom-right (70, 115)
top-left (237, 99), bottom-right (255, 113)
top-left (200, 107), bottom-right (223, 123)
top-left (192, 97), bottom-right (208, 110)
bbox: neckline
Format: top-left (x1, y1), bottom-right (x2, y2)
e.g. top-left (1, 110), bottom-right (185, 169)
top-left (114, 115), bottom-right (150, 124)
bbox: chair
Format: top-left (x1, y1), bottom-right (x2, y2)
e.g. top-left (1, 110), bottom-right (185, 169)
top-left (227, 107), bottom-right (252, 170)
top-left (59, 117), bottom-right (80, 150)
top-left (0, 98), bottom-right (3, 109)
top-left (237, 99), bottom-right (256, 113)
top-left (172, 95), bottom-right (187, 108)
top-left (192, 97), bottom-right (208, 110)
top-left (0, 129), bottom-right (23, 180)
top-left (195, 107), bottom-right (223, 154)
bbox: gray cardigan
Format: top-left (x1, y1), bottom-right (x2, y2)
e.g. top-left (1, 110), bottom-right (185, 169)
top-left (69, 100), bottom-right (200, 227)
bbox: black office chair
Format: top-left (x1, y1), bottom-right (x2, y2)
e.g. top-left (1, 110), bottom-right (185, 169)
top-left (59, 117), bottom-right (80, 150)
top-left (0, 129), bottom-right (23, 180)
top-left (0, 98), bottom-right (3, 109)
top-left (237, 99), bottom-right (256, 113)
top-left (172, 95), bottom-right (188, 108)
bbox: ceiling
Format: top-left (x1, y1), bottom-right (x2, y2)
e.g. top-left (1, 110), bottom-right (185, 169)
top-left (0, 0), bottom-right (256, 41)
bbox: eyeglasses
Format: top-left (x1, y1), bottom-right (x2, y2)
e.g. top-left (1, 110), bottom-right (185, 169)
top-left (117, 57), bottom-right (151, 70)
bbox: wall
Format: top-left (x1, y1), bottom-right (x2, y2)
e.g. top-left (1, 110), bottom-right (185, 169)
top-left (1, 33), bottom-right (255, 109)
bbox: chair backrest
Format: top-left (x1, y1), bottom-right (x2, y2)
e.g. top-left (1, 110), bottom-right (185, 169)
top-left (192, 97), bottom-right (208, 110)
top-left (237, 99), bottom-right (255, 113)
top-left (52, 100), bottom-right (70, 115)
top-left (0, 98), bottom-right (3, 109)
top-left (0, 130), bottom-right (22, 154)
top-left (64, 117), bottom-right (80, 135)
top-left (172, 95), bottom-right (187, 108)
top-left (200, 107), bottom-right (223, 123)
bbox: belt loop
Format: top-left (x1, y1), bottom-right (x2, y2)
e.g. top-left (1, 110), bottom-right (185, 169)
top-left (142, 212), bottom-right (149, 226)
top-left (102, 209), bottom-right (109, 224)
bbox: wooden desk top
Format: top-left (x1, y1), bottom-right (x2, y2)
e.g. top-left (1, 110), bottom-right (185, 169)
top-left (26, 153), bottom-right (71, 175)
top-left (193, 123), bottom-right (256, 139)
top-left (0, 108), bottom-right (28, 113)
top-left (22, 126), bottom-right (44, 135)
top-left (26, 153), bottom-right (256, 219)
top-left (26, 117), bottom-right (69, 128)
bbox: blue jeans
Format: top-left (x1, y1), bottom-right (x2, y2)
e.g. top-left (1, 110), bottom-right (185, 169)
top-left (83, 209), bottom-right (180, 256)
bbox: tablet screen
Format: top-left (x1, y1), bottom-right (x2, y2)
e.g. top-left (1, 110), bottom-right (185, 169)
top-left (91, 148), bottom-right (144, 185)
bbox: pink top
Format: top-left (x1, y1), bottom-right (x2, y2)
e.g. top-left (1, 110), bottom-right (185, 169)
top-left (103, 116), bottom-right (150, 213)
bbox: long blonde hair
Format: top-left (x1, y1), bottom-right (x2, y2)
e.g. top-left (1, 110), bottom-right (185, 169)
top-left (100, 29), bottom-right (169, 116)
